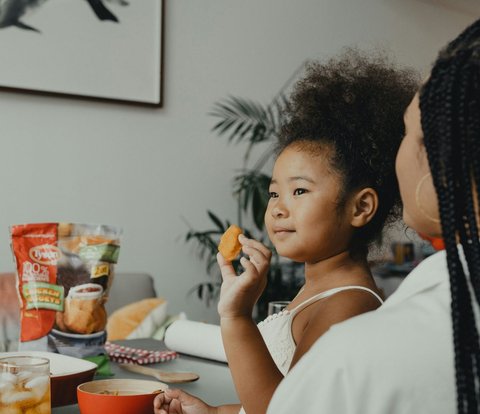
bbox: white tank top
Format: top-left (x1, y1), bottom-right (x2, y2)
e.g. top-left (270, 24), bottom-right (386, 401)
top-left (238, 286), bottom-right (383, 414)
top-left (258, 285), bottom-right (383, 375)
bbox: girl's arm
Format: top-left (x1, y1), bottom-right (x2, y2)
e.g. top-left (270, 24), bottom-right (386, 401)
top-left (221, 316), bottom-right (283, 414)
top-left (217, 237), bottom-right (283, 414)
top-left (217, 405), bottom-right (243, 414)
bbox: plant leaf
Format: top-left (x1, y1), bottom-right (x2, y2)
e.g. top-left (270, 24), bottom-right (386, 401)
top-left (210, 96), bottom-right (276, 149)
top-left (207, 210), bottom-right (226, 232)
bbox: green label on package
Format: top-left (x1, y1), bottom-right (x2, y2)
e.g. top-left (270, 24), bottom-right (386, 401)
top-left (23, 282), bottom-right (64, 311)
top-left (79, 244), bottom-right (120, 263)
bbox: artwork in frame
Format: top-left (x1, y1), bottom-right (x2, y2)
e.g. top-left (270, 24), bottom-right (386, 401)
top-left (0, 0), bottom-right (164, 107)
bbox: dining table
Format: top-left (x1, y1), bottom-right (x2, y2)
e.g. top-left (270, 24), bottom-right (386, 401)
top-left (52, 338), bottom-right (239, 413)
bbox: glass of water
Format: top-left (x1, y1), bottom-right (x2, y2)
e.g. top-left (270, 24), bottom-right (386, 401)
top-left (0, 356), bottom-right (51, 414)
top-left (267, 301), bottom-right (291, 316)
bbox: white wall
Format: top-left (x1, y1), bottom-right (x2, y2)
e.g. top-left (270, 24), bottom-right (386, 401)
top-left (0, 0), bottom-right (476, 322)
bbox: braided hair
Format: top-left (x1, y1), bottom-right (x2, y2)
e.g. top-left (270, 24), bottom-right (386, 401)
top-left (420, 19), bottom-right (480, 414)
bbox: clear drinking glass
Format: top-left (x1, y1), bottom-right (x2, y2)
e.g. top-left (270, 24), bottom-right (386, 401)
top-left (267, 301), bottom-right (291, 316)
top-left (0, 356), bottom-right (51, 414)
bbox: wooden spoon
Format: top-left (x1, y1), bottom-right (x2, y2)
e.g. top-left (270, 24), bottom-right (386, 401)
top-left (119, 363), bottom-right (199, 383)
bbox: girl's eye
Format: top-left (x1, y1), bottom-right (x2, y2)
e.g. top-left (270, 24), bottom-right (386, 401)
top-left (269, 191), bottom-right (278, 199)
top-left (293, 188), bottom-right (307, 196)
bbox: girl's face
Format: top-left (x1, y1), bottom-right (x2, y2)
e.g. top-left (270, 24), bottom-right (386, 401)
top-left (395, 93), bottom-right (441, 237)
top-left (265, 143), bottom-right (354, 263)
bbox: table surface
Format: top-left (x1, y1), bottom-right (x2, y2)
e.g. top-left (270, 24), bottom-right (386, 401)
top-left (52, 338), bottom-right (239, 414)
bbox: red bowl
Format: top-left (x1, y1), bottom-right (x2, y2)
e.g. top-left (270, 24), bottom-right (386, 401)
top-left (77, 379), bottom-right (168, 414)
top-left (51, 365), bottom-right (97, 407)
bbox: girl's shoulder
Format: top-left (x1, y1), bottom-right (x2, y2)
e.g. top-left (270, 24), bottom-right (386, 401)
top-left (289, 286), bottom-right (383, 367)
top-left (295, 285), bottom-right (382, 315)
top-left (295, 286), bottom-right (382, 334)
top-left (315, 287), bottom-right (382, 316)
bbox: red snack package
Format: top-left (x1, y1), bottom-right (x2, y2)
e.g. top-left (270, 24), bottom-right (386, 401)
top-left (11, 223), bottom-right (60, 342)
top-left (10, 223), bottom-right (121, 357)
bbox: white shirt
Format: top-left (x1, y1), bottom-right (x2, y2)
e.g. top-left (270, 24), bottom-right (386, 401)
top-left (268, 250), bottom-right (460, 414)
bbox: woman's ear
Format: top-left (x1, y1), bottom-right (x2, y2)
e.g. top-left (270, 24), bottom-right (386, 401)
top-left (350, 188), bottom-right (378, 228)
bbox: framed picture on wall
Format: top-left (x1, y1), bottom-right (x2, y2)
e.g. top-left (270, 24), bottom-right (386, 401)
top-left (0, 0), bottom-right (164, 107)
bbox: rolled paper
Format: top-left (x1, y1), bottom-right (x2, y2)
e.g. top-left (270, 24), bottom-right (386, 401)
top-left (164, 320), bottom-right (227, 363)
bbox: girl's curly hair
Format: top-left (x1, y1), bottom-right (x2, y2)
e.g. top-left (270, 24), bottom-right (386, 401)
top-left (279, 48), bottom-right (420, 256)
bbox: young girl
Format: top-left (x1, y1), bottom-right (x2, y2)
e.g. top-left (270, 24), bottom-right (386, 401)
top-left (154, 49), bottom-right (418, 414)
top-left (268, 19), bottom-right (480, 414)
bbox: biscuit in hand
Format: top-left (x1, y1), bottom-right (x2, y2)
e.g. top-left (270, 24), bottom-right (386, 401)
top-left (218, 225), bottom-right (243, 261)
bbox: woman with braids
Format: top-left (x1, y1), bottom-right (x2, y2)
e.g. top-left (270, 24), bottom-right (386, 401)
top-left (267, 19), bottom-right (480, 414)
top-left (154, 49), bottom-right (418, 414)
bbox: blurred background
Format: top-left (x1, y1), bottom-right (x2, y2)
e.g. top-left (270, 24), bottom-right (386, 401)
top-left (0, 0), bottom-right (477, 322)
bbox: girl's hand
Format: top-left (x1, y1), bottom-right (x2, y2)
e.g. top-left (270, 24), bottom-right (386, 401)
top-left (153, 389), bottom-right (215, 414)
top-left (217, 234), bottom-right (272, 319)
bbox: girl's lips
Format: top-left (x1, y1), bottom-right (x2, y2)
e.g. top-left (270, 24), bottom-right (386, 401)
top-left (273, 227), bottom-right (294, 234)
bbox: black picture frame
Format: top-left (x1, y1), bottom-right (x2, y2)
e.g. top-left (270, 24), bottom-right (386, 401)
top-left (0, 0), bottom-right (164, 107)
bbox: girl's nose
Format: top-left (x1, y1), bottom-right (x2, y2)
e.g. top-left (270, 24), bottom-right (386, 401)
top-left (271, 200), bottom-right (288, 218)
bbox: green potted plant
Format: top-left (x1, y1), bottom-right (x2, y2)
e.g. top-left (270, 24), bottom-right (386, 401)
top-left (186, 88), bottom-right (303, 320)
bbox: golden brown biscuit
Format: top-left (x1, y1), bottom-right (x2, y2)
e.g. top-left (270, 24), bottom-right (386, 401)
top-left (63, 298), bottom-right (106, 334)
top-left (218, 225), bottom-right (243, 261)
top-left (55, 310), bottom-right (68, 331)
top-left (57, 222), bottom-right (73, 237)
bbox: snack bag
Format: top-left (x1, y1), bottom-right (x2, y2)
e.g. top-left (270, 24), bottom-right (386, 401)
top-left (10, 223), bottom-right (121, 357)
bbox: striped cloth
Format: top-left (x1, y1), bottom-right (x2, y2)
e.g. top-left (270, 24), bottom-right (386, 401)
top-left (104, 341), bottom-right (178, 365)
